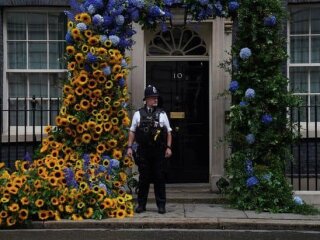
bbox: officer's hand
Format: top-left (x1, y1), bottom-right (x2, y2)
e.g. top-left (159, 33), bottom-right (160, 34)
top-left (127, 148), bottom-right (133, 158)
top-left (165, 148), bottom-right (172, 158)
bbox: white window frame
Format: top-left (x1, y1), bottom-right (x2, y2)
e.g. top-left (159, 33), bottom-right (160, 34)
top-left (288, 4), bottom-right (320, 138)
top-left (2, 8), bottom-right (67, 141)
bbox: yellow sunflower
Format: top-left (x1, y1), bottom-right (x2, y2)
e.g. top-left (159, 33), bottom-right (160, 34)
top-left (66, 46), bottom-right (76, 55)
top-left (35, 199), bottom-right (44, 208)
top-left (84, 207), bottom-right (94, 218)
top-left (6, 216), bottom-right (16, 226)
top-left (38, 210), bottom-right (50, 220)
top-left (8, 203), bottom-right (20, 212)
top-left (105, 80), bottom-right (113, 89)
top-left (84, 29), bottom-right (93, 38)
top-left (81, 44), bottom-right (89, 53)
top-left (18, 209), bottom-right (29, 220)
top-left (81, 133), bottom-right (92, 144)
top-left (80, 99), bottom-right (90, 110)
top-left (20, 197), bottom-right (30, 206)
top-left (88, 36), bottom-right (99, 45)
top-left (80, 13), bottom-right (91, 24)
top-left (116, 209), bottom-right (126, 219)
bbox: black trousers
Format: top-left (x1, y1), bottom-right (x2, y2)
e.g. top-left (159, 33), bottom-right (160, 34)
top-left (136, 146), bottom-right (166, 208)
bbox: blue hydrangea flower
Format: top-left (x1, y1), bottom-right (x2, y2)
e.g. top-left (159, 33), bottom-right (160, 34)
top-left (129, 0), bottom-right (145, 8)
top-left (103, 15), bottom-right (113, 27)
top-left (88, 4), bottom-right (96, 14)
top-left (121, 59), bottom-right (128, 67)
top-left (149, 5), bottom-right (165, 17)
top-left (228, 1), bottom-right (240, 12)
top-left (245, 88), bottom-right (255, 99)
top-left (293, 196), bottom-right (303, 205)
top-left (246, 176), bottom-right (259, 188)
top-left (119, 78), bottom-right (126, 87)
top-left (239, 47), bottom-right (252, 60)
top-left (229, 80), bottom-right (239, 92)
top-left (110, 159), bottom-right (120, 169)
top-left (64, 10), bottom-right (75, 20)
top-left (199, 0), bottom-right (209, 6)
top-left (23, 152), bottom-right (32, 162)
top-left (109, 35), bottom-right (120, 46)
top-left (95, 165), bottom-right (107, 174)
top-left (264, 15), bottom-right (277, 27)
top-left (239, 101), bottom-right (248, 107)
top-left (103, 66), bottom-right (111, 75)
top-left (100, 35), bottom-right (108, 43)
top-left (246, 134), bottom-right (255, 144)
top-left (214, 1), bottom-right (223, 16)
top-left (261, 114), bottom-right (273, 124)
top-left (86, 52), bottom-right (98, 63)
top-left (245, 160), bottom-right (253, 176)
top-left (65, 31), bottom-right (74, 44)
top-left (93, 14), bottom-right (104, 25)
top-left (115, 15), bottom-right (125, 26)
top-left (76, 23), bottom-right (87, 31)
top-left (131, 9), bottom-right (140, 21)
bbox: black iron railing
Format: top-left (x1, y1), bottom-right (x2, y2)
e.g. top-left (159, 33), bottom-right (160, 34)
top-left (0, 96), bottom-right (319, 190)
top-left (0, 96), bottom-right (60, 168)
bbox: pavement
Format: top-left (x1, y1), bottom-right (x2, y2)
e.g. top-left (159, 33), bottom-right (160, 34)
top-left (1, 183), bottom-right (320, 240)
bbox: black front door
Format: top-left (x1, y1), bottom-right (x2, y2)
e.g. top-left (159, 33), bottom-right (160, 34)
top-left (146, 61), bottom-right (209, 183)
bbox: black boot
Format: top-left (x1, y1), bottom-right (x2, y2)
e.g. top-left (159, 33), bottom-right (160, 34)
top-left (135, 205), bottom-right (146, 213)
top-left (158, 206), bottom-right (166, 214)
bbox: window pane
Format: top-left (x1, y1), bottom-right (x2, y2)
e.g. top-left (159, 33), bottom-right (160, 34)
top-left (29, 42), bottom-right (47, 69)
top-left (290, 36), bottom-right (309, 63)
top-left (28, 13), bottom-right (47, 40)
top-left (310, 67), bottom-right (320, 93)
top-left (290, 67), bottom-right (308, 93)
top-left (290, 8), bottom-right (309, 34)
top-left (9, 100), bottom-right (26, 126)
top-left (29, 100), bottom-right (48, 126)
top-left (49, 42), bottom-right (65, 69)
top-left (7, 12), bottom-right (26, 40)
top-left (292, 96), bottom-right (307, 122)
top-left (310, 95), bottom-right (320, 122)
top-left (49, 12), bottom-right (67, 40)
top-left (7, 42), bottom-right (27, 69)
top-left (311, 7), bottom-right (320, 34)
top-left (49, 100), bottom-right (60, 125)
top-left (29, 73), bottom-right (48, 98)
top-left (311, 36), bottom-right (320, 63)
top-left (49, 73), bottom-right (63, 97)
top-left (8, 73), bottom-right (27, 97)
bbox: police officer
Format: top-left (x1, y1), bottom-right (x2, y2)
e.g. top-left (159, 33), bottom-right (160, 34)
top-left (127, 85), bottom-right (172, 214)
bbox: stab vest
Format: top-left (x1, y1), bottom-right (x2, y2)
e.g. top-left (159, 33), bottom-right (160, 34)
top-left (135, 107), bottom-right (167, 147)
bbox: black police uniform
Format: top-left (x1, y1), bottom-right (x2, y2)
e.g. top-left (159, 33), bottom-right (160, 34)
top-left (135, 106), bottom-right (168, 211)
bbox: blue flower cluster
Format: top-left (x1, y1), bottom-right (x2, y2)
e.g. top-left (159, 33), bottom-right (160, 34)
top-left (245, 133), bottom-right (255, 144)
top-left (246, 176), bottom-right (259, 188)
top-left (239, 47), bottom-right (252, 60)
top-left (261, 114), bottom-right (272, 124)
top-left (245, 88), bottom-right (255, 99)
top-left (229, 80), bottom-right (239, 92)
top-left (264, 15), bottom-right (277, 27)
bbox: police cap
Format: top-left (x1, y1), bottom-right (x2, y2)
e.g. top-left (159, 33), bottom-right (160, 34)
top-left (143, 85), bottom-right (159, 100)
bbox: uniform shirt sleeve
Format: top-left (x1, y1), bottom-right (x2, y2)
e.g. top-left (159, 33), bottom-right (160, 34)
top-left (160, 112), bottom-right (172, 132)
top-left (129, 111), bottom-right (140, 132)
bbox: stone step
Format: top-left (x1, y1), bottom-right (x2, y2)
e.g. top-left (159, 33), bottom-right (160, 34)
top-left (132, 183), bottom-right (227, 204)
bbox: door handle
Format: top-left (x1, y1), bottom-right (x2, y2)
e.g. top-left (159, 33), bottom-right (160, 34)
top-left (175, 126), bottom-right (180, 132)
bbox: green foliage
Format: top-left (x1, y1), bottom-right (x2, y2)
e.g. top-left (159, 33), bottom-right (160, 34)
top-left (223, 0), bottom-right (317, 214)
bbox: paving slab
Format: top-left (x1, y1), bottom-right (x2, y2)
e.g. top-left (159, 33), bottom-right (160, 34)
top-left (184, 204), bottom-right (247, 218)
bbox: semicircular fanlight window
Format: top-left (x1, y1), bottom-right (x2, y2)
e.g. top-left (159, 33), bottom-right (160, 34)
top-left (147, 27), bottom-right (208, 56)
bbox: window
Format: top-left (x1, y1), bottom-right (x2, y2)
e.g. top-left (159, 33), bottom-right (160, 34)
top-left (288, 5), bottom-right (320, 123)
top-left (3, 9), bottom-right (67, 132)
top-left (147, 27), bottom-right (208, 56)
